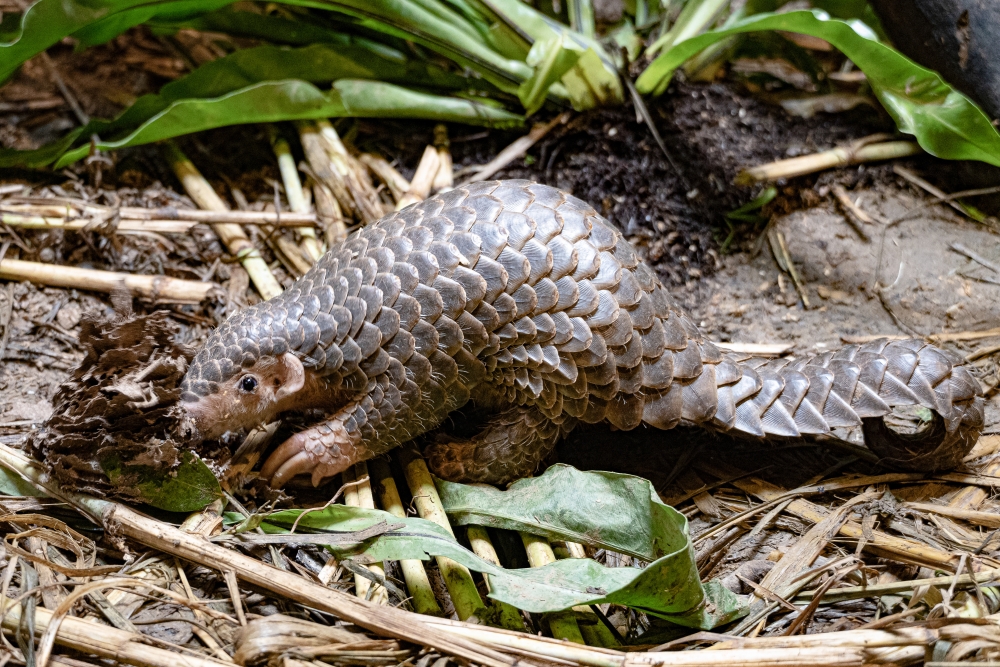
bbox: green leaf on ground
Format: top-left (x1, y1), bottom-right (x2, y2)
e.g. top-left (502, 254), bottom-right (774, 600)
top-left (636, 9), bottom-right (1000, 167)
top-left (100, 450), bottom-right (222, 513)
top-left (252, 465), bottom-right (747, 628)
top-left (0, 467), bottom-right (45, 497)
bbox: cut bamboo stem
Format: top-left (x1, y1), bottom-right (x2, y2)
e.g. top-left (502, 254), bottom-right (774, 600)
top-left (396, 146), bottom-right (440, 210)
top-left (432, 124), bottom-right (454, 193)
top-left (555, 543), bottom-right (619, 648)
top-left (0, 258), bottom-right (217, 303)
top-left (270, 129), bottom-right (323, 263)
top-left (343, 462), bottom-right (389, 605)
top-left (396, 448), bottom-right (488, 622)
top-left (0, 444), bottom-right (516, 667)
top-left (735, 141), bottom-right (922, 185)
top-left (163, 142), bottom-right (282, 300)
top-left (310, 177), bottom-right (347, 246)
top-left (315, 120), bottom-right (384, 224)
top-left (465, 526), bottom-right (527, 631)
top-left (369, 458), bottom-right (443, 616)
top-left (359, 153), bottom-right (410, 203)
top-left (520, 534), bottom-right (585, 644)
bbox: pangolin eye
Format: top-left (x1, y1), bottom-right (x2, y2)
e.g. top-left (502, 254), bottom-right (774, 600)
top-left (239, 375), bottom-right (258, 393)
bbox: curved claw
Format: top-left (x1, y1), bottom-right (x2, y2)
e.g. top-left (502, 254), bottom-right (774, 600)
top-left (259, 420), bottom-right (360, 488)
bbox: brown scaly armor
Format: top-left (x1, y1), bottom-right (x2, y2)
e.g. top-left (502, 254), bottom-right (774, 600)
top-left (179, 180), bottom-right (984, 486)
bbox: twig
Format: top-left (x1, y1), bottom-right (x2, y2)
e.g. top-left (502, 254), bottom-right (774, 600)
top-left (1, 202), bottom-right (317, 225)
top-left (0, 258), bottom-right (218, 303)
top-left (163, 142), bottom-right (282, 300)
top-left (736, 140), bottom-right (922, 185)
top-left (830, 184), bottom-right (872, 242)
top-left (950, 242), bottom-right (1000, 274)
top-left (38, 52), bottom-right (88, 126)
top-left (462, 112), bottom-right (570, 184)
top-left (769, 229), bottom-right (810, 308)
top-left (894, 165), bottom-right (1000, 225)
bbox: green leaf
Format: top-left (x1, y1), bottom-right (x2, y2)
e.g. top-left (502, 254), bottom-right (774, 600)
top-left (256, 465), bottom-right (748, 628)
top-left (101, 450), bottom-right (222, 513)
top-left (72, 0), bottom-right (235, 49)
top-left (636, 9), bottom-right (1000, 167)
top-left (0, 467), bottom-right (45, 497)
top-left (0, 79), bottom-right (522, 168)
top-left (518, 34), bottom-right (583, 116)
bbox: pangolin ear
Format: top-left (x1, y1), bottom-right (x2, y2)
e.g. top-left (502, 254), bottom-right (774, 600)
top-left (274, 352), bottom-right (305, 400)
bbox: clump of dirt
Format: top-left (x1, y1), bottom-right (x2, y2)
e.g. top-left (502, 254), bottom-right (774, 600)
top-left (26, 296), bottom-right (213, 501)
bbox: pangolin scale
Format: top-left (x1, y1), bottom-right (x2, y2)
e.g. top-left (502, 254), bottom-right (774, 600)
top-left (180, 180), bottom-right (985, 486)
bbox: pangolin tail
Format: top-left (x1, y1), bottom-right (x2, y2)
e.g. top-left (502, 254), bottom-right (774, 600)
top-left (710, 338), bottom-right (984, 470)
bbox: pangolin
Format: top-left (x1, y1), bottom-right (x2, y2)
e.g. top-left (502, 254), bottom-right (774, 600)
top-left (179, 180), bottom-right (985, 486)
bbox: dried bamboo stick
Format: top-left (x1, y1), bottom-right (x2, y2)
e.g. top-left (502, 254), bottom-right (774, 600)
top-left (0, 258), bottom-right (217, 303)
top-left (396, 146), bottom-right (441, 210)
top-left (735, 141), bottom-right (922, 185)
top-left (396, 448), bottom-right (488, 621)
top-left (163, 142), bottom-right (282, 300)
top-left (313, 120), bottom-right (384, 224)
top-left (465, 526), bottom-right (527, 631)
top-left (904, 502), bottom-right (1000, 529)
top-left (432, 124), bottom-right (454, 192)
top-left (368, 458), bottom-right (443, 616)
top-left (0, 444), bottom-right (518, 667)
top-left (310, 178), bottom-right (347, 246)
top-left (343, 462), bottom-right (389, 605)
top-left (1, 203), bottom-right (316, 225)
top-left (793, 566), bottom-right (1000, 604)
top-left (270, 129), bottom-right (323, 262)
top-left (359, 154), bottom-right (410, 203)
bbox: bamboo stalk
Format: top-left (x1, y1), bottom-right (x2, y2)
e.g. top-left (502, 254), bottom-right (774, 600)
top-left (310, 177), bottom-right (347, 246)
top-left (0, 444), bottom-right (518, 667)
top-left (359, 154), bottom-right (410, 203)
top-left (432, 124), bottom-right (454, 192)
top-left (396, 146), bottom-right (441, 210)
top-left (343, 462), bottom-right (389, 605)
top-left (1, 213), bottom-right (195, 234)
top-left (520, 534), bottom-right (585, 644)
top-left (904, 502), bottom-right (1000, 529)
top-left (270, 129), bottom-right (323, 262)
top-left (163, 142), bottom-right (282, 300)
top-left (556, 543), bottom-right (619, 648)
top-left (0, 258), bottom-right (217, 303)
top-left (396, 448), bottom-right (488, 622)
top-left (465, 526), bottom-right (527, 631)
top-left (368, 458), bottom-right (443, 616)
top-left (314, 120), bottom-right (384, 224)
top-left (735, 141), bottom-right (922, 185)
top-left (0, 203), bottom-right (316, 225)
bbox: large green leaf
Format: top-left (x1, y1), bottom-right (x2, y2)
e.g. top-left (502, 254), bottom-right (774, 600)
top-left (636, 9), bottom-right (1000, 167)
top-left (0, 79), bottom-right (522, 168)
top-left (251, 466), bottom-right (747, 629)
top-left (72, 0), bottom-right (235, 49)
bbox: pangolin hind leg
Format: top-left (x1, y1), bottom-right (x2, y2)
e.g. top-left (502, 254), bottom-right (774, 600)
top-left (424, 405), bottom-right (577, 484)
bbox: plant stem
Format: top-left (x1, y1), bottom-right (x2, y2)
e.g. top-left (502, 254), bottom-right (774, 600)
top-left (397, 448), bottom-right (488, 622)
top-left (369, 458), bottom-right (444, 616)
top-left (343, 462), bottom-right (389, 605)
top-left (465, 526), bottom-right (527, 631)
top-left (270, 127), bottom-right (324, 262)
top-left (520, 534), bottom-right (585, 644)
top-left (736, 141), bottom-right (922, 185)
